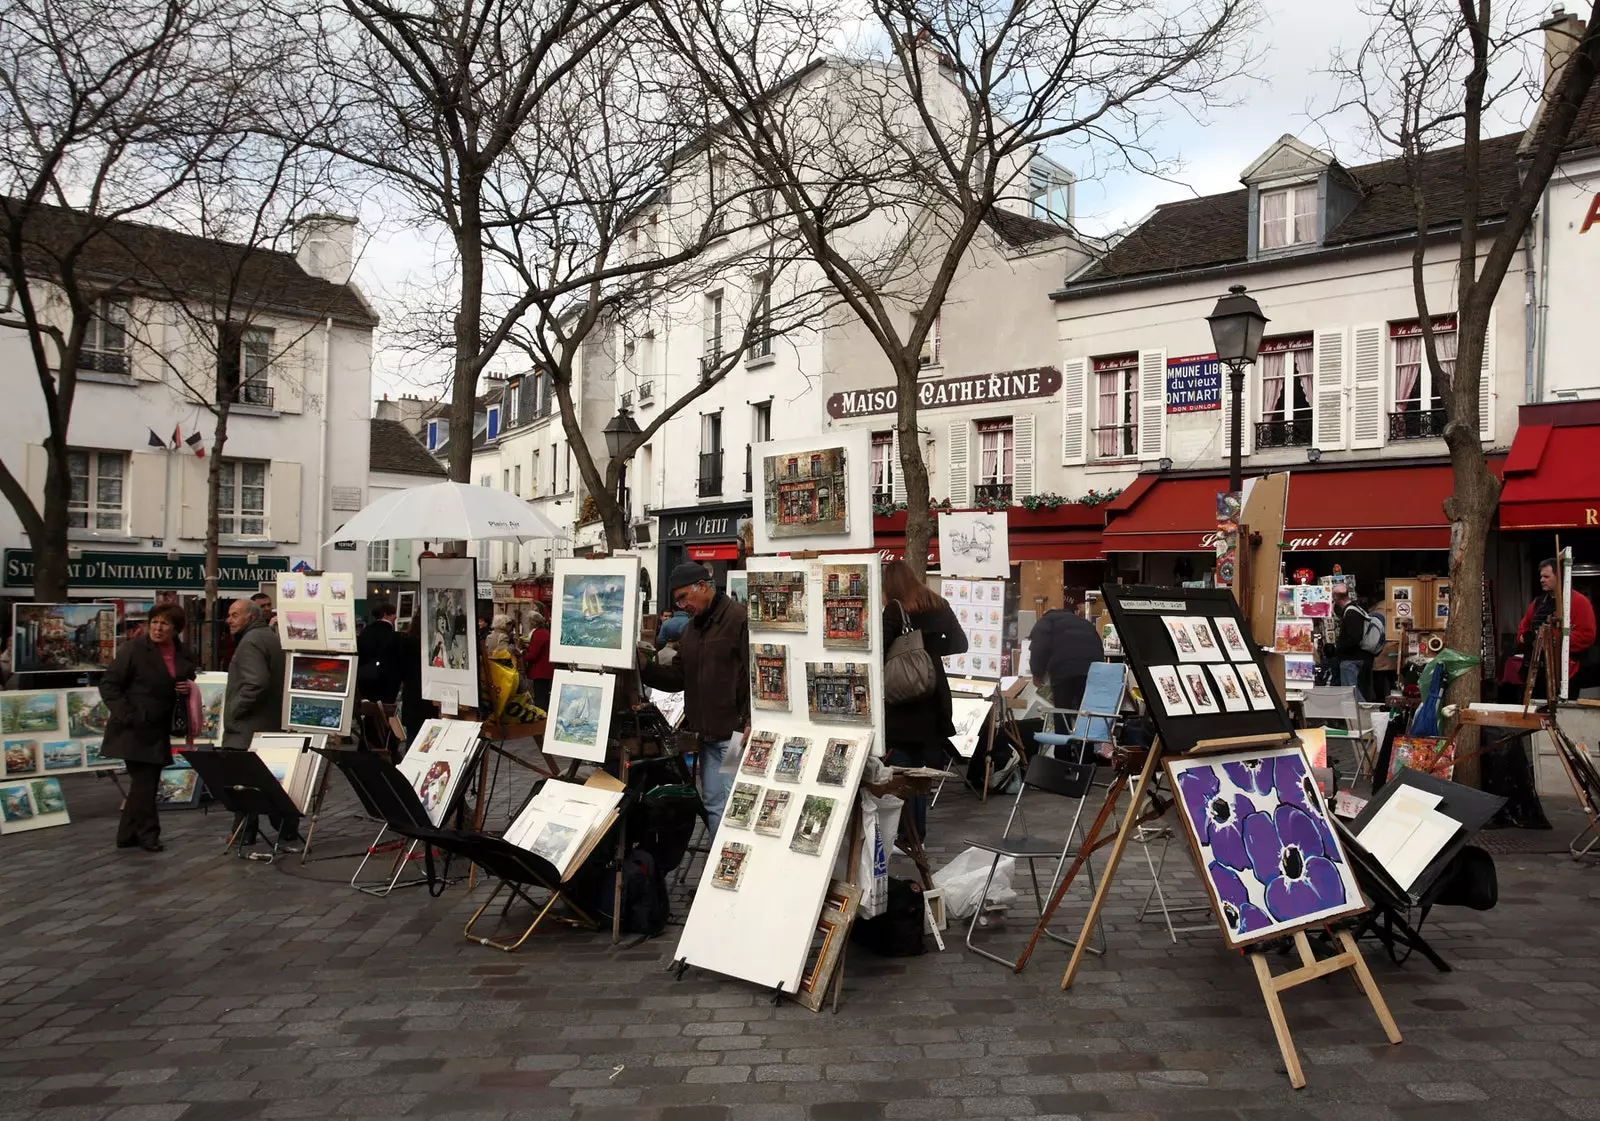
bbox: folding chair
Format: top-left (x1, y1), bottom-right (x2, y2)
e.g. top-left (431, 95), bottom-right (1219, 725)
top-left (413, 827), bottom-right (603, 951)
top-left (1035, 662), bottom-right (1127, 760)
top-left (355, 699), bottom-right (400, 762)
top-left (963, 752), bottom-right (1105, 968)
top-left (1302, 686), bottom-right (1378, 781)
top-left (1133, 817), bottom-right (1214, 941)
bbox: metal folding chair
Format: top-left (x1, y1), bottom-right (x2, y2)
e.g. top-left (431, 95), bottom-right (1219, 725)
top-left (1302, 686), bottom-right (1378, 781)
top-left (962, 752), bottom-right (1105, 968)
top-left (1035, 662), bottom-right (1127, 760)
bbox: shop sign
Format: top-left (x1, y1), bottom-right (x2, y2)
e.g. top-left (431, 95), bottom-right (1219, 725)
top-left (1166, 354), bottom-right (1221, 413)
top-left (661, 510), bottom-right (743, 543)
top-left (512, 583), bottom-right (538, 599)
top-left (3, 548), bottom-right (289, 591)
top-left (826, 366), bottom-right (1061, 419)
top-left (1582, 192), bottom-right (1600, 234)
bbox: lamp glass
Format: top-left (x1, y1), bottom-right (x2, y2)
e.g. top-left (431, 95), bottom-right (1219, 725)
top-left (602, 408), bottom-right (641, 459)
top-left (1206, 285), bottom-right (1269, 365)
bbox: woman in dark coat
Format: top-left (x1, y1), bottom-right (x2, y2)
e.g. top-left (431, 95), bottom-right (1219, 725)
top-left (99, 603), bottom-right (196, 851)
top-left (881, 559), bottom-right (968, 840)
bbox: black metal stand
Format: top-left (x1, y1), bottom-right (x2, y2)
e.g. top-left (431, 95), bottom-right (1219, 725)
top-left (314, 746), bottom-right (462, 896)
top-left (177, 749), bottom-right (303, 864)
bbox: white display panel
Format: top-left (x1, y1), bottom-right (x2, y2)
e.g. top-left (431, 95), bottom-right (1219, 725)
top-left (675, 552), bottom-right (884, 994)
top-left (751, 429), bottom-right (873, 555)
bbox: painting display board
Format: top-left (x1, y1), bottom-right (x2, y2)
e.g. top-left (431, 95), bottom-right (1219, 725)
top-left (549, 557), bottom-right (641, 671)
top-left (4, 688), bottom-right (124, 781)
top-left (503, 773), bottom-right (625, 878)
top-left (542, 669), bottom-right (617, 763)
top-left (419, 558), bottom-right (480, 707)
top-left (675, 552), bottom-right (883, 996)
top-left (1345, 770), bottom-right (1504, 903)
top-left (751, 428), bottom-right (873, 555)
top-left (274, 572), bottom-right (358, 653)
top-left (1102, 586), bottom-right (1294, 759)
top-left (937, 511), bottom-right (1010, 580)
top-left (283, 654), bottom-right (356, 736)
top-left (395, 718), bottom-right (484, 825)
top-left (940, 578), bottom-right (1006, 679)
top-left (12, 602), bottom-right (118, 673)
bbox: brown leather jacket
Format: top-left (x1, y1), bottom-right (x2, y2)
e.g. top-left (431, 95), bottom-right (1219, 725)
top-left (640, 591), bottom-right (749, 740)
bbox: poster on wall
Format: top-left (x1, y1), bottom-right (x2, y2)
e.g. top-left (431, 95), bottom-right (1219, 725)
top-left (752, 429), bottom-right (873, 554)
top-left (549, 558), bottom-right (641, 670)
top-left (12, 603), bottom-right (117, 673)
top-left (418, 558), bottom-right (480, 707)
top-left (937, 511), bottom-right (1009, 580)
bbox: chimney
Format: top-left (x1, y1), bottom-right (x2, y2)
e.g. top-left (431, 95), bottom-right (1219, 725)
top-left (1542, 5), bottom-right (1587, 105)
top-left (295, 213), bottom-right (359, 286)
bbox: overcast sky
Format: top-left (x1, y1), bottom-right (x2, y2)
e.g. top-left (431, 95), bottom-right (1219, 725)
top-left (358, 0), bottom-right (1548, 400)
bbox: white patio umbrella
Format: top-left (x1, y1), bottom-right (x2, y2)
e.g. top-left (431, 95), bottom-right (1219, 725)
top-left (323, 481), bottom-right (563, 546)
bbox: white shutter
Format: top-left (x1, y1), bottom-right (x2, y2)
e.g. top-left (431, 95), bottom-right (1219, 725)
top-left (391, 538), bottom-right (414, 579)
top-left (890, 428), bottom-right (907, 504)
top-left (128, 451), bottom-right (167, 538)
top-left (129, 299), bottom-right (162, 382)
top-left (1312, 328), bottom-right (1348, 451)
top-left (22, 443), bottom-right (48, 515)
top-left (273, 328), bottom-right (310, 415)
top-left (269, 460), bottom-right (302, 543)
top-left (178, 455), bottom-right (209, 539)
top-left (1012, 414), bottom-right (1035, 499)
top-left (1060, 357), bottom-right (1089, 466)
top-left (1478, 313), bottom-right (1496, 442)
top-left (1137, 349), bottom-right (1166, 460)
top-left (1348, 325), bottom-right (1384, 449)
top-left (947, 420), bottom-right (970, 507)
top-left (1221, 370), bottom-right (1253, 457)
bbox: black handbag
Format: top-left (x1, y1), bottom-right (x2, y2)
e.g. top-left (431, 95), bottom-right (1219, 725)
top-left (883, 601), bottom-right (937, 705)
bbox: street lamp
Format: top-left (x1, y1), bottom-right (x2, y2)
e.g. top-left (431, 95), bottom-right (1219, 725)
top-left (602, 405), bottom-right (643, 511)
top-left (1206, 284), bottom-right (1269, 492)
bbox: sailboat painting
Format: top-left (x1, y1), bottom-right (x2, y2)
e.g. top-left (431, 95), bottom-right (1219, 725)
top-left (550, 559), bottom-right (639, 671)
top-left (543, 670), bottom-right (616, 764)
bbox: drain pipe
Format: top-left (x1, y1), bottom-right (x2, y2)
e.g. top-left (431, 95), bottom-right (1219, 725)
top-left (317, 315), bottom-right (333, 569)
top-left (1535, 182), bottom-right (1552, 402)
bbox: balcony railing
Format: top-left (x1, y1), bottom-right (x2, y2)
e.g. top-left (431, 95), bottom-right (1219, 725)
top-left (871, 486), bottom-right (893, 506)
top-left (974, 481), bottom-right (1013, 505)
top-left (1254, 415), bottom-right (1313, 448)
top-left (1389, 407), bottom-right (1447, 441)
top-left (77, 349), bottom-right (128, 375)
top-left (700, 353), bottom-right (721, 380)
top-left (697, 450), bottom-right (723, 496)
top-left (222, 380), bottom-right (274, 409)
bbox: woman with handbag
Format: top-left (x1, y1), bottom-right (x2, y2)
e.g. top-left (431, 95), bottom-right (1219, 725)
top-left (99, 603), bottom-right (197, 852)
top-left (881, 560), bottom-right (968, 840)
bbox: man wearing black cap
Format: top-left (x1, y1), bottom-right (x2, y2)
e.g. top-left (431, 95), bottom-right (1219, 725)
top-left (640, 562), bottom-right (750, 834)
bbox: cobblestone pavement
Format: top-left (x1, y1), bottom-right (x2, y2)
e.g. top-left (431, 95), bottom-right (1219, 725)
top-left (2, 765), bottom-right (1598, 1121)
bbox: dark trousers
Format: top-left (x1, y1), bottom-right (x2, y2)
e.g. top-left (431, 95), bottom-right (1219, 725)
top-left (530, 677), bottom-right (552, 712)
top-left (118, 760), bottom-right (163, 846)
top-left (886, 744), bottom-right (929, 841)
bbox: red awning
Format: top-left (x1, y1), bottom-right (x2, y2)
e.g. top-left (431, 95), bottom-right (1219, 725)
top-left (688, 544), bottom-right (739, 561)
top-left (1500, 422), bottom-right (1600, 530)
top-left (1103, 462), bottom-right (1498, 553)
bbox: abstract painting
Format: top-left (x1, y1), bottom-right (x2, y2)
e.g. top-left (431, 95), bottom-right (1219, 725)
top-left (1165, 746), bottom-right (1365, 948)
top-left (543, 669), bottom-right (616, 763)
top-left (12, 603), bottom-right (117, 672)
top-left (419, 557), bottom-right (481, 706)
top-left (549, 557), bottom-right (639, 670)
top-left (66, 688), bottom-right (110, 738)
top-left (1388, 736), bottom-right (1456, 782)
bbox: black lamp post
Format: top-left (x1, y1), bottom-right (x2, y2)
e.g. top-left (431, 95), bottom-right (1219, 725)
top-left (602, 405), bottom-right (643, 512)
top-left (1206, 284), bottom-right (1269, 492)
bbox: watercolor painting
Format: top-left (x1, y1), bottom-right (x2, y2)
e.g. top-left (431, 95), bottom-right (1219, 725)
top-left (1148, 665), bottom-right (1192, 718)
top-left (724, 782), bottom-right (761, 829)
top-left (790, 795), bottom-right (836, 856)
top-left (1274, 621), bottom-right (1315, 654)
top-left (753, 789), bottom-right (791, 836)
top-left (763, 446), bottom-right (848, 539)
top-left (712, 842), bottom-right (751, 890)
top-left (747, 570), bottom-right (808, 631)
top-left (550, 559), bottom-right (638, 670)
top-left (543, 670), bottom-right (616, 763)
top-left (558, 573), bottom-right (624, 653)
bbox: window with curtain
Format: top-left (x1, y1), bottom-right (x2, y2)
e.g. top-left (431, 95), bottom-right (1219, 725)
top-left (66, 449), bottom-right (126, 531)
top-left (1259, 336), bottom-right (1314, 421)
top-left (217, 460), bottom-right (267, 537)
top-left (1093, 354), bottom-right (1139, 458)
top-left (1259, 184), bottom-right (1318, 250)
top-left (1391, 317), bottom-right (1457, 412)
top-left (78, 297), bottom-right (130, 374)
top-left (870, 432), bottom-right (894, 497)
top-left (977, 419), bottom-right (1014, 485)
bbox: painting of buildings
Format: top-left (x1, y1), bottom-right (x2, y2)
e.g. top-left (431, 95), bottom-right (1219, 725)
top-left (747, 571), bottom-right (807, 632)
top-left (763, 447), bottom-right (848, 539)
top-left (750, 644), bottom-right (790, 711)
top-left (804, 662), bottom-right (872, 724)
top-left (821, 564), bottom-right (869, 649)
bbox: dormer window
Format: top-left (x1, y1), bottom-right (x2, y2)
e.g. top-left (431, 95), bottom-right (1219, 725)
top-left (1260, 184), bottom-right (1317, 249)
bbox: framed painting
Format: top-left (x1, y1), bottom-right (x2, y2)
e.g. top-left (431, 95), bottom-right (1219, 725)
top-left (278, 605), bottom-right (326, 652)
top-left (155, 766), bottom-right (202, 809)
top-left (419, 557), bottom-right (480, 707)
top-left (1165, 746), bottom-right (1366, 949)
top-left (396, 589), bottom-right (417, 625)
top-left (542, 669), bottom-right (617, 763)
top-left (936, 511), bottom-right (1009, 580)
top-left (289, 654), bottom-right (356, 697)
top-left (176, 672), bottom-right (229, 745)
top-left (283, 691), bottom-right (352, 736)
top-left (550, 557), bottom-right (640, 670)
top-left (12, 603), bottom-right (117, 672)
top-left (752, 428), bottom-right (872, 553)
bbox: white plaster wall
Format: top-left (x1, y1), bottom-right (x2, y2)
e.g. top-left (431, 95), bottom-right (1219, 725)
top-left (1539, 153), bottom-right (1600, 401)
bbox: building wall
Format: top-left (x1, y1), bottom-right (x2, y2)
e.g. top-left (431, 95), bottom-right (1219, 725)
top-left (1538, 152), bottom-right (1600, 401)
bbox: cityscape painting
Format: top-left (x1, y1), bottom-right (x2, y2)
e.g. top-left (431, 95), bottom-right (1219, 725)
top-left (762, 446), bottom-right (848, 539)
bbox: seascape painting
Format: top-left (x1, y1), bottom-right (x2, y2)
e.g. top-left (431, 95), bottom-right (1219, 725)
top-left (543, 670), bottom-right (616, 764)
top-left (82, 739), bottom-right (111, 767)
top-left (549, 559), bottom-right (639, 670)
top-left (558, 574), bottom-right (625, 653)
top-left (41, 740), bottom-right (83, 771)
top-left (553, 683), bottom-right (602, 746)
top-left (2, 692), bottom-right (60, 735)
top-left (66, 689), bottom-right (110, 738)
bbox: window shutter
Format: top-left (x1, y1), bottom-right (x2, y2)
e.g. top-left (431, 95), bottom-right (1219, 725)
top-left (890, 429), bottom-right (907, 504)
top-left (1012, 414), bottom-right (1035, 499)
top-left (273, 328), bottom-right (309, 415)
top-left (268, 461), bottom-right (302, 544)
top-left (1060, 357), bottom-right (1088, 466)
top-left (946, 420), bottom-right (970, 507)
top-left (391, 538), bottom-right (414, 579)
top-left (1137, 349), bottom-right (1167, 460)
top-left (128, 452), bottom-right (166, 538)
top-left (1222, 371), bottom-right (1253, 458)
top-left (129, 299), bottom-right (162, 382)
top-left (1312, 328), bottom-right (1348, 451)
top-left (1478, 313), bottom-right (1496, 442)
top-left (1348, 325), bottom-right (1383, 449)
top-left (22, 444), bottom-right (48, 516)
top-left (178, 456), bottom-right (209, 539)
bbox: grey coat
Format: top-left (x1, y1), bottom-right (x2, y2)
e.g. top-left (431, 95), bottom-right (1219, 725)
top-left (222, 620), bottom-right (285, 748)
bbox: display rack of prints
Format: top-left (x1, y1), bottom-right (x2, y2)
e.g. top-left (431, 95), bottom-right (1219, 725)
top-left (395, 718), bottom-right (484, 826)
top-left (282, 654), bottom-right (356, 735)
top-left (940, 578), bottom-right (1006, 679)
top-left (675, 552), bottom-right (884, 996)
top-left (549, 557), bottom-right (641, 671)
top-left (419, 558), bottom-right (481, 706)
top-left (3, 689), bottom-right (129, 778)
top-left (751, 429), bottom-right (873, 554)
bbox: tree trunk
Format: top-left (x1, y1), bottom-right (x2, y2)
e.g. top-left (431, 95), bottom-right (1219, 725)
top-left (895, 358), bottom-right (932, 576)
top-left (550, 374), bottom-right (628, 552)
top-left (203, 402), bottom-right (233, 670)
top-left (449, 184), bottom-right (484, 487)
top-left (31, 448), bottom-right (72, 602)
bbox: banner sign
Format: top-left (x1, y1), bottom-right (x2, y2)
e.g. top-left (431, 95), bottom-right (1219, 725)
top-left (1166, 354), bottom-right (1221, 413)
top-left (3, 549), bottom-right (288, 592)
top-left (827, 366), bottom-right (1061, 419)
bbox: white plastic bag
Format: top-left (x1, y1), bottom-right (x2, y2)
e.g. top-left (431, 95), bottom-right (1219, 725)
top-left (855, 790), bottom-right (902, 919)
top-left (933, 846), bottom-right (1018, 920)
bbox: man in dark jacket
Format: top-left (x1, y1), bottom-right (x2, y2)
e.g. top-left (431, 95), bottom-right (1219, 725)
top-left (640, 562), bottom-right (749, 834)
top-left (222, 599), bottom-right (285, 749)
top-left (1330, 588), bottom-right (1373, 700)
top-left (356, 598), bottom-right (404, 704)
top-left (1029, 602), bottom-right (1104, 711)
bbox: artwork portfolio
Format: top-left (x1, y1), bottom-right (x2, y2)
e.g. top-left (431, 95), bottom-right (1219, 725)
top-left (751, 644), bottom-right (791, 711)
top-left (821, 565), bottom-right (870, 648)
top-left (396, 718), bottom-right (484, 825)
top-left (12, 603), bottom-right (116, 672)
top-left (763, 446), bottom-right (848, 538)
top-left (747, 571), bottom-right (807, 631)
top-left (543, 669), bottom-right (616, 763)
top-left (937, 511), bottom-right (1009, 579)
top-left (419, 557), bottom-right (481, 706)
top-left (550, 558), bottom-right (639, 670)
top-left (805, 662), bottom-right (872, 723)
top-left (1166, 746), bottom-right (1365, 947)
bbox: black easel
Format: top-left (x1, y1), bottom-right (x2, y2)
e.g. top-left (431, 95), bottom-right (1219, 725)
top-left (316, 746), bottom-right (466, 895)
top-left (178, 749), bottom-right (303, 864)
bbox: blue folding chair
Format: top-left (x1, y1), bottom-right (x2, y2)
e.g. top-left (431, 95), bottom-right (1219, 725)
top-left (1034, 662), bottom-right (1128, 764)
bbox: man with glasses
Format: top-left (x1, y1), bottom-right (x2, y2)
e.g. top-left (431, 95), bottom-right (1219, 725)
top-left (640, 562), bottom-right (749, 834)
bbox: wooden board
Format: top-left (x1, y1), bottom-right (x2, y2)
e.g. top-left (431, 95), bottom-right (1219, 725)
top-left (1019, 561), bottom-right (1063, 618)
top-left (1242, 472), bottom-right (1289, 648)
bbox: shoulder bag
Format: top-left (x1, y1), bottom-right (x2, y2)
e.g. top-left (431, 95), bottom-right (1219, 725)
top-left (884, 600), bottom-right (937, 705)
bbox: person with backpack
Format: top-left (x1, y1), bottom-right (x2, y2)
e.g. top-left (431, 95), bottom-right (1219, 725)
top-left (1330, 587), bottom-right (1376, 700)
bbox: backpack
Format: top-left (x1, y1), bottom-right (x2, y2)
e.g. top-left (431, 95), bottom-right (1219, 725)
top-left (618, 847), bottom-right (670, 936)
top-left (852, 877), bottom-right (927, 956)
top-left (1356, 607), bottom-right (1386, 655)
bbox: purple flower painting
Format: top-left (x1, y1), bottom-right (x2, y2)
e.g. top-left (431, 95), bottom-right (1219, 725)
top-left (1167, 746), bottom-right (1363, 947)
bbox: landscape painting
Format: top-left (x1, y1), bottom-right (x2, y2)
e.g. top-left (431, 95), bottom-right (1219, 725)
top-left (290, 654), bottom-right (355, 696)
top-left (2, 692), bottom-right (60, 735)
top-left (286, 693), bottom-right (347, 734)
top-left (542, 670), bottom-right (616, 763)
top-left (66, 688), bottom-right (110, 738)
top-left (193, 674), bottom-right (227, 742)
top-left (156, 767), bottom-right (200, 806)
top-left (550, 559), bottom-right (639, 670)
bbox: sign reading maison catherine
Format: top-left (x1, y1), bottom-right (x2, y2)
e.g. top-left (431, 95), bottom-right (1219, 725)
top-left (3, 549), bottom-right (289, 591)
top-left (1166, 354), bottom-right (1221, 413)
top-left (826, 366), bottom-right (1061, 419)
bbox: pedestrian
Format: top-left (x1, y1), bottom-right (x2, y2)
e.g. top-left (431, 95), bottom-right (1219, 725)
top-left (250, 591), bottom-right (275, 626)
top-left (639, 562), bottom-right (749, 835)
top-left (356, 597), bottom-right (403, 705)
top-left (1028, 594), bottom-right (1104, 711)
top-left (221, 599), bottom-right (285, 748)
top-left (522, 609), bottom-right (553, 712)
top-left (880, 559), bottom-right (967, 842)
top-left (1329, 587), bottom-right (1375, 700)
top-left (98, 603), bottom-right (196, 852)
top-left (396, 619), bottom-right (429, 752)
top-left (656, 605), bottom-right (690, 649)
top-left (1516, 557), bottom-right (1597, 697)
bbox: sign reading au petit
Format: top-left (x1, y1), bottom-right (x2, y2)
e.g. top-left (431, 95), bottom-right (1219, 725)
top-left (826, 366), bottom-right (1061, 419)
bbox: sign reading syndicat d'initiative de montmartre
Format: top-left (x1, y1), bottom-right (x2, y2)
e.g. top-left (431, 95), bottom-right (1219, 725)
top-left (3, 549), bottom-right (289, 592)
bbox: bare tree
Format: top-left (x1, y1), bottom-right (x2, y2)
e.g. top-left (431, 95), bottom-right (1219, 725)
top-left (1331, 0), bottom-right (1599, 784)
top-left (0, 0), bottom-right (281, 600)
top-left (651, 0), bottom-right (1259, 571)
